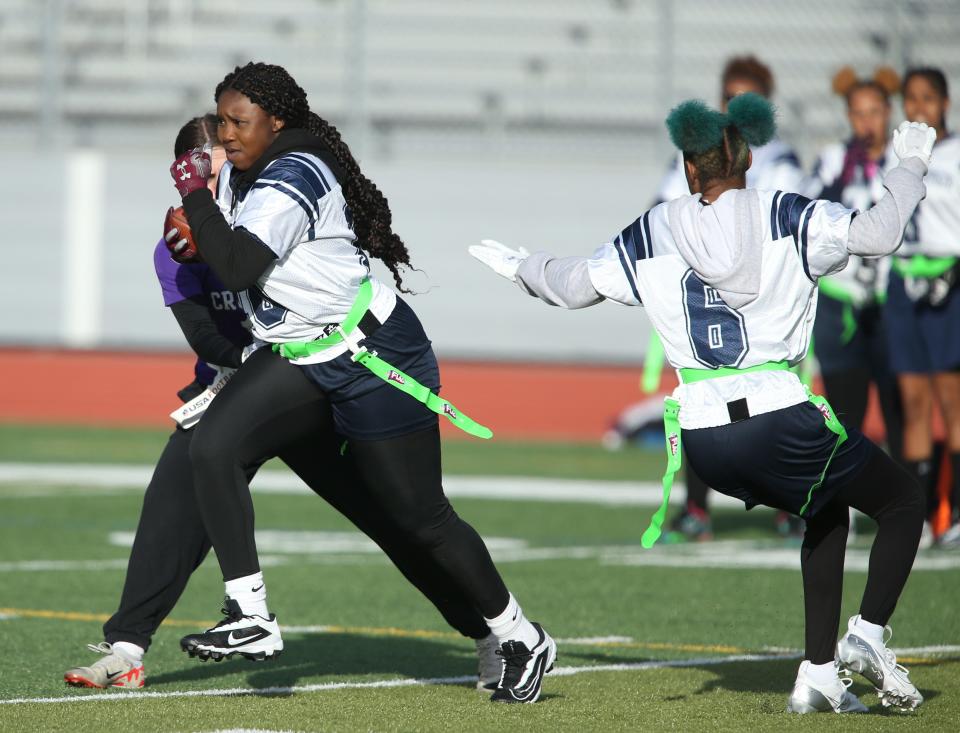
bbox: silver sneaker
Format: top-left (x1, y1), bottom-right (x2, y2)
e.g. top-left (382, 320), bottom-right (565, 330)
top-left (938, 521), bottom-right (960, 548)
top-left (476, 633), bottom-right (501, 691)
top-left (836, 615), bottom-right (923, 710)
top-left (786, 661), bottom-right (867, 714)
top-left (64, 642), bottom-right (145, 689)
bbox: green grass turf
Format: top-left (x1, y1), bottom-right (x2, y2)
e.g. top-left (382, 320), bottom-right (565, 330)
top-left (0, 422), bottom-right (663, 479)
top-left (0, 425), bottom-right (958, 731)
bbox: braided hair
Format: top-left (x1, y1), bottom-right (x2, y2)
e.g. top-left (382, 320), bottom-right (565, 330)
top-left (666, 93), bottom-right (776, 185)
top-left (215, 62), bottom-right (413, 291)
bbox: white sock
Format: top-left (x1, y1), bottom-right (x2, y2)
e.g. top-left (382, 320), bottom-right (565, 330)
top-left (111, 641), bottom-right (144, 663)
top-left (854, 616), bottom-right (884, 642)
top-left (805, 660), bottom-right (839, 686)
top-left (484, 594), bottom-right (539, 649)
top-left (225, 572), bottom-right (269, 619)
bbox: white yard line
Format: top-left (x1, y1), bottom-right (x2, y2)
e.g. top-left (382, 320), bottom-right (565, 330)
top-left (0, 653), bottom-right (797, 706)
top-left (0, 462), bottom-right (744, 507)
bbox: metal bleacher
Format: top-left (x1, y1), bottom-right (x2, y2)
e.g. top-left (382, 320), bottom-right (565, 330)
top-left (1, 0), bottom-right (959, 149)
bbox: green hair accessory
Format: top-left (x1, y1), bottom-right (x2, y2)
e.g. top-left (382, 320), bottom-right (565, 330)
top-left (666, 93), bottom-right (776, 153)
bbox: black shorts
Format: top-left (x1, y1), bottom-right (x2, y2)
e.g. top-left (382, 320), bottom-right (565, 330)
top-left (682, 401), bottom-right (873, 518)
top-left (813, 296), bottom-right (888, 376)
top-left (297, 298), bottom-right (440, 441)
top-left (884, 270), bottom-right (960, 374)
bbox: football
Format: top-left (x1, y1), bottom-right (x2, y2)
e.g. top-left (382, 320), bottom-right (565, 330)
top-left (163, 205), bottom-right (201, 263)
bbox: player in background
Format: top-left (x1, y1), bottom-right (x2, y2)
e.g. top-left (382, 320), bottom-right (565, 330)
top-left (64, 115), bottom-right (501, 692)
top-left (884, 67), bottom-right (960, 548)
top-left (804, 67), bottom-right (904, 469)
top-left (655, 55), bottom-right (806, 541)
top-left (471, 94), bottom-right (931, 712)
top-left (167, 63), bottom-right (555, 704)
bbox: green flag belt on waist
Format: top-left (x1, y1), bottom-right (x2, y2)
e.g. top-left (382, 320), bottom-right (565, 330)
top-left (640, 361), bottom-right (847, 548)
top-left (272, 279), bottom-right (493, 440)
top-left (892, 255), bottom-right (956, 279)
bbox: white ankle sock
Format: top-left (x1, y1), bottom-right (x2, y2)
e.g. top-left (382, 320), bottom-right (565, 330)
top-left (854, 616), bottom-right (884, 642)
top-left (225, 572), bottom-right (269, 619)
top-left (484, 594), bottom-right (539, 649)
top-left (805, 660), bottom-right (839, 685)
top-left (111, 641), bottom-right (144, 662)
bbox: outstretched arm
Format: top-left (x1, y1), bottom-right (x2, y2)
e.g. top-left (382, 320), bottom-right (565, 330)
top-left (468, 239), bottom-right (603, 309)
top-left (515, 252), bottom-right (602, 309)
top-left (846, 122), bottom-right (934, 257)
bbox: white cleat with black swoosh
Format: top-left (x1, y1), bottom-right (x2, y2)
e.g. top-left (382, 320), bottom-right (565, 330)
top-left (180, 598), bottom-right (283, 662)
top-left (490, 622), bottom-right (556, 704)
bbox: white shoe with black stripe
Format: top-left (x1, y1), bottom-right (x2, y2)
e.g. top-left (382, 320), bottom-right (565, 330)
top-left (489, 622), bottom-right (556, 704)
top-left (180, 598), bottom-right (283, 662)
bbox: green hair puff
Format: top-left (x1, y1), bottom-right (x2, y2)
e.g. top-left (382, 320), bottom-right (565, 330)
top-left (725, 93), bottom-right (776, 147)
top-left (666, 93), bottom-right (776, 153)
top-left (666, 100), bottom-right (725, 154)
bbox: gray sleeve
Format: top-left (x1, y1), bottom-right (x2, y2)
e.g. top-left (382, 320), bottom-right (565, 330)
top-left (515, 252), bottom-right (604, 309)
top-left (846, 157), bottom-right (927, 257)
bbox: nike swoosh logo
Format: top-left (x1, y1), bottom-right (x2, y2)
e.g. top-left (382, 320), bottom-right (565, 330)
top-left (251, 584), bottom-right (264, 592)
top-left (104, 669), bottom-right (123, 681)
top-left (227, 629), bottom-right (270, 647)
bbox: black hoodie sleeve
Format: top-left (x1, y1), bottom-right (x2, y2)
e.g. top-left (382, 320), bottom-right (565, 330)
top-left (181, 188), bottom-right (276, 291)
top-left (169, 296), bottom-right (247, 369)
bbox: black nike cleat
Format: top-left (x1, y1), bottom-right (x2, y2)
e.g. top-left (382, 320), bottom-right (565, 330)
top-left (489, 622), bottom-right (556, 704)
top-left (180, 598), bottom-right (283, 662)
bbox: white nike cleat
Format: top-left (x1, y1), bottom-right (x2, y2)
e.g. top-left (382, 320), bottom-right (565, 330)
top-left (490, 622), bottom-right (556, 704)
top-left (836, 615), bottom-right (923, 711)
top-left (786, 661), bottom-right (867, 714)
top-left (64, 642), bottom-right (145, 689)
top-left (476, 632), bottom-right (501, 691)
top-left (180, 598), bottom-right (283, 662)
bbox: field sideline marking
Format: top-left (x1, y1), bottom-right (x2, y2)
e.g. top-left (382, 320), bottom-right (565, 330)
top-left (0, 653), bottom-right (800, 706)
top-left (0, 461), bottom-right (745, 507)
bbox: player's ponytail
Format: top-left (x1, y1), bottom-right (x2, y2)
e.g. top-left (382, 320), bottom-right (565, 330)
top-left (174, 113), bottom-right (219, 158)
top-left (215, 62), bottom-right (414, 292)
top-left (666, 93), bottom-right (775, 184)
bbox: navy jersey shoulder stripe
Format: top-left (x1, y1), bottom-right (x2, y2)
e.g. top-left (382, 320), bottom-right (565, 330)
top-left (249, 180), bottom-right (317, 239)
top-left (770, 191), bottom-right (783, 239)
top-left (641, 211), bottom-right (653, 259)
top-left (260, 157), bottom-right (328, 210)
top-left (614, 234), bottom-right (642, 304)
top-left (285, 153), bottom-right (334, 193)
top-left (775, 192), bottom-right (813, 242)
top-left (798, 203), bottom-right (816, 282)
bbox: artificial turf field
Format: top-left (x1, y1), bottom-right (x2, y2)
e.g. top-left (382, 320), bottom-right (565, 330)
top-left (1, 424), bottom-right (958, 732)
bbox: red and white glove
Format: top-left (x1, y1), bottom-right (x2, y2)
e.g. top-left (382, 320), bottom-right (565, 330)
top-left (170, 147), bottom-right (212, 198)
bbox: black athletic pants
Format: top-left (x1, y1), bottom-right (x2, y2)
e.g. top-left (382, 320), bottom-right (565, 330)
top-left (801, 443), bottom-right (924, 663)
top-left (103, 411), bottom-right (491, 650)
top-left (822, 369), bottom-right (904, 465)
top-left (187, 347), bottom-right (511, 619)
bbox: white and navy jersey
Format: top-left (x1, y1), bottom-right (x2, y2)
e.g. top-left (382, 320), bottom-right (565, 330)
top-left (588, 190), bottom-right (857, 429)
top-left (806, 141), bottom-right (889, 305)
top-left (216, 153), bottom-right (396, 363)
top-left (655, 139), bottom-right (806, 203)
top-left (885, 133), bottom-right (960, 259)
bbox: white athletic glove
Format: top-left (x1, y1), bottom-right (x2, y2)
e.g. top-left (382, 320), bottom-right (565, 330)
top-left (893, 120), bottom-right (936, 169)
top-left (468, 239), bottom-right (530, 283)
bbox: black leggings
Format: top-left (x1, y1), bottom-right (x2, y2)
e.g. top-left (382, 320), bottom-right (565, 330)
top-left (801, 443), bottom-right (924, 663)
top-left (189, 347), bottom-right (511, 618)
top-left (822, 368), bottom-right (904, 465)
top-left (103, 397), bottom-right (492, 650)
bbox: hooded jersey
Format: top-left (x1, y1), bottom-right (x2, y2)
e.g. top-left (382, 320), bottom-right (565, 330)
top-left (216, 153), bottom-right (396, 363)
top-left (587, 189), bottom-right (857, 429)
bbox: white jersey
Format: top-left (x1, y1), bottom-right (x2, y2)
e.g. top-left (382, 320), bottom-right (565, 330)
top-left (806, 141), bottom-right (889, 305)
top-left (885, 133), bottom-right (960, 259)
top-left (655, 139), bottom-right (806, 203)
top-left (216, 153), bottom-right (396, 364)
top-left (587, 190), bottom-right (857, 429)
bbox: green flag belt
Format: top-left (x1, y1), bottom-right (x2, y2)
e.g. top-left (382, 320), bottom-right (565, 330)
top-left (640, 361), bottom-right (847, 548)
top-left (273, 279), bottom-right (492, 440)
top-left (892, 254), bottom-right (956, 279)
